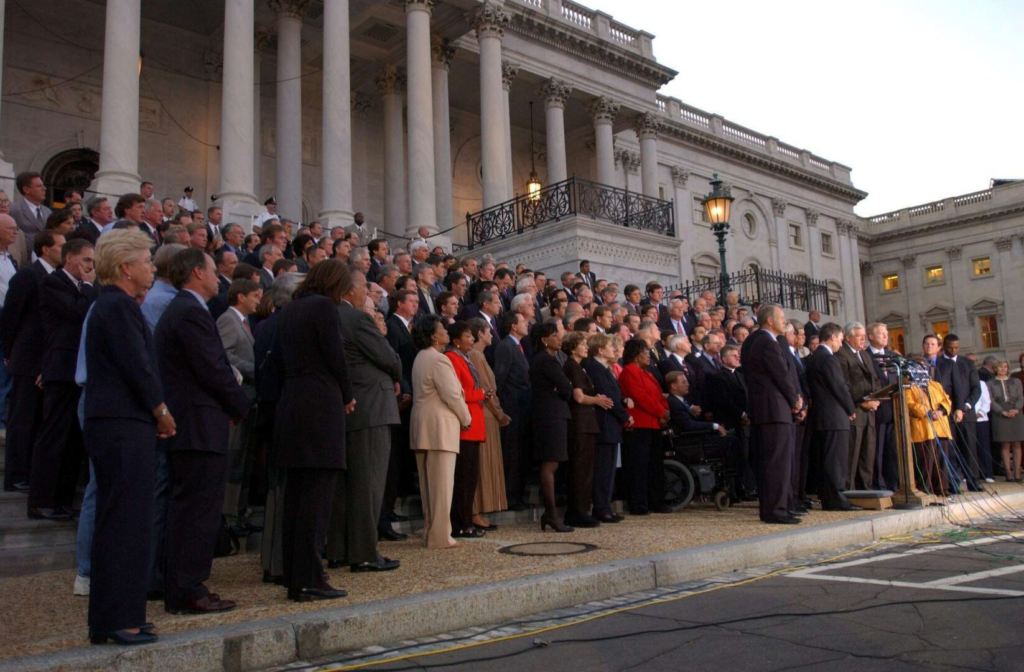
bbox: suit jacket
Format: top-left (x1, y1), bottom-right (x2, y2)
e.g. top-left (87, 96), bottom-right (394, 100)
top-left (669, 395), bottom-right (716, 434)
top-left (494, 335), bottom-right (530, 416)
top-left (868, 348), bottom-right (896, 424)
top-left (67, 218), bottom-right (104, 246)
top-left (575, 271), bottom-right (597, 289)
top-left (708, 367), bottom-right (747, 429)
top-left (385, 313), bottom-right (417, 391)
top-left (835, 343), bottom-right (879, 428)
top-left (529, 351), bottom-right (572, 423)
top-left (685, 350), bottom-right (720, 403)
top-left (935, 356), bottom-right (981, 423)
top-left (253, 311), bottom-right (283, 405)
top-left (367, 257), bottom-right (384, 284)
top-left (345, 223), bottom-right (374, 247)
top-left (10, 199), bottom-right (51, 267)
top-left (216, 308), bottom-right (256, 393)
top-left (409, 347), bottom-right (471, 453)
top-left (806, 346), bottom-right (856, 431)
top-left (259, 267), bottom-right (274, 292)
top-left (659, 352), bottom-right (698, 401)
top-left (740, 328), bottom-right (800, 425)
top-left (780, 337), bottom-right (810, 411)
top-left (39, 269), bottom-right (97, 382)
top-left (0, 260), bottom-right (49, 377)
top-left (272, 294), bottom-right (353, 469)
top-left (338, 301), bottom-right (401, 431)
top-left (416, 287), bottom-right (436, 317)
top-left (658, 313), bottom-right (688, 337)
top-left (585, 358), bottom-right (631, 444)
top-left (155, 292), bottom-right (250, 454)
top-left (804, 320), bottom-right (820, 339)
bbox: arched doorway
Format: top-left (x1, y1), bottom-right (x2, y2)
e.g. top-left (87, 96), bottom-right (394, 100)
top-left (40, 148), bottom-right (99, 207)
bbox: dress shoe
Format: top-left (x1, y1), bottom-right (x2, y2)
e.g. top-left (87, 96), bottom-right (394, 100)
top-left (351, 556), bottom-right (400, 572)
top-left (595, 514), bottom-right (624, 523)
top-left (764, 515), bottom-right (802, 525)
top-left (453, 528), bottom-right (486, 538)
top-left (379, 528), bottom-right (408, 542)
top-left (165, 594), bottom-right (237, 615)
top-left (28, 507), bottom-right (70, 521)
top-left (262, 571), bottom-right (284, 584)
top-left (388, 512), bottom-right (409, 522)
top-left (288, 586), bottom-right (347, 602)
top-left (790, 506), bottom-right (809, 516)
top-left (563, 512), bottom-right (600, 528)
top-left (90, 629), bottom-right (158, 646)
top-left (12, 481), bottom-right (30, 492)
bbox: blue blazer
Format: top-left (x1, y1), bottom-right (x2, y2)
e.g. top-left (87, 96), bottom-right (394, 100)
top-left (585, 358), bottom-right (631, 444)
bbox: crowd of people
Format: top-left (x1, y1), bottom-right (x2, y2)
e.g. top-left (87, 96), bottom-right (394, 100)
top-left (0, 172), bottom-right (1023, 647)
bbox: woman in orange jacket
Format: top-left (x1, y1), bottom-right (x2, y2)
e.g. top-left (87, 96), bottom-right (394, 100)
top-left (905, 378), bottom-right (951, 496)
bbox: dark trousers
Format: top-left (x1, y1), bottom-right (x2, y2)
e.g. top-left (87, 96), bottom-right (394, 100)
top-left (816, 430), bottom-right (851, 510)
top-left (450, 440), bottom-right (480, 532)
top-left (789, 424), bottom-right (805, 510)
top-left (148, 448), bottom-right (170, 593)
top-left (592, 442), bottom-right (617, 517)
top-left (379, 415), bottom-right (413, 535)
top-left (975, 421), bottom-right (993, 480)
top-left (501, 393), bottom-right (532, 507)
top-left (798, 422), bottom-right (814, 500)
top-left (951, 419), bottom-right (980, 486)
top-left (29, 382), bottom-right (83, 509)
top-left (86, 418), bottom-right (156, 633)
top-left (282, 468), bottom-right (337, 592)
top-left (847, 421), bottom-right (876, 490)
top-left (327, 426), bottom-right (390, 565)
top-left (164, 450), bottom-right (228, 608)
top-left (733, 425), bottom-right (757, 496)
top-left (622, 428), bottom-right (658, 514)
top-left (755, 422), bottom-right (794, 522)
top-left (874, 421), bottom-right (898, 490)
top-left (5, 374), bottom-right (42, 489)
top-left (566, 430), bottom-right (596, 516)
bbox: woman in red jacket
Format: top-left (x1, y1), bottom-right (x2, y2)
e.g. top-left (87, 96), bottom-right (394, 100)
top-left (444, 321), bottom-right (491, 538)
top-left (618, 338), bottom-right (669, 515)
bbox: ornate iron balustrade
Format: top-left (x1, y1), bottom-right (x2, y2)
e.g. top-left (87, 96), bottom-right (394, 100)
top-left (664, 268), bottom-right (832, 315)
top-left (464, 176), bottom-right (674, 249)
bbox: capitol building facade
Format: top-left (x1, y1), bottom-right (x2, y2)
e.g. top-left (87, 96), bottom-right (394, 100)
top-left (0, 0), bottom-right (1018, 358)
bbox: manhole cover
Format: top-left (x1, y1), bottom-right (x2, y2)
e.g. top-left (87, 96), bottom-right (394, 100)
top-left (498, 542), bottom-right (597, 557)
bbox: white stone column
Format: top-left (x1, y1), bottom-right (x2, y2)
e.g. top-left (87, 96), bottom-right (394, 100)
top-left (835, 220), bottom-right (854, 322)
top-left (216, 0), bottom-right (260, 220)
top-left (501, 61), bottom-right (519, 199)
top-left (0, 0), bottom-right (14, 188)
top-left (770, 197), bottom-right (788, 270)
top-left (541, 78), bottom-right (571, 185)
top-left (473, 2), bottom-right (509, 209)
top-left (320, 0), bottom-right (354, 226)
top-left (589, 96), bottom-right (618, 187)
top-left (375, 65), bottom-right (406, 234)
top-left (995, 236), bottom-right (1023, 355)
top-left (272, 0), bottom-right (307, 222)
top-left (253, 30), bottom-right (270, 203)
top-left (432, 36), bottom-right (456, 234)
top-left (805, 209), bottom-right (821, 282)
top-left (91, 0), bottom-right (142, 198)
top-left (671, 167), bottom-right (691, 282)
top-left (848, 222), bottom-right (865, 321)
top-left (634, 112), bottom-right (660, 198)
top-left (405, 0), bottom-right (437, 235)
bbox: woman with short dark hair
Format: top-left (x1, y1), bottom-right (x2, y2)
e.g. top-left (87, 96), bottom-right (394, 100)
top-left (529, 322), bottom-right (575, 532)
top-left (618, 337), bottom-right (669, 515)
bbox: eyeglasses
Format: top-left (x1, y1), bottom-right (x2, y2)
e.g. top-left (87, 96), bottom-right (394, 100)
top-left (0, 200), bottom-right (10, 205)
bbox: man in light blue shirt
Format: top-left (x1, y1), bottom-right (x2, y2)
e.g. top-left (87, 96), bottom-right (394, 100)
top-left (141, 244), bottom-right (186, 333)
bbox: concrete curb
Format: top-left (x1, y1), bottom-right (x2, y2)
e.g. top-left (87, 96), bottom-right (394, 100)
top-left (4, 490), bottom-right (1022, 672)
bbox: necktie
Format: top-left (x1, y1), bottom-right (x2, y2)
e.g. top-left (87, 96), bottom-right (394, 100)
top-left (518, 342), bottom-right (524, 355)
top-left (36, 207), bottom-right (43, 226)
top-left (242, 318), bottom-right (252, 337)
top-left (76, 279), bottom-right (83, 291)
top-left (408, 321), bottom-right (413, 333)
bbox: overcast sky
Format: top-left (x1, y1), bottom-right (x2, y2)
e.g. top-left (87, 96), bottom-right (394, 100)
top-left (583, 0), bottom-right (1023, 215)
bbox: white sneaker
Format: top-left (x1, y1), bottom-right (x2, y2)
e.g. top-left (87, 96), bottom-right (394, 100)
top-left (985, 478), bottom-right (995, 484)
top-left (73, 574), bottom-right (90, 597)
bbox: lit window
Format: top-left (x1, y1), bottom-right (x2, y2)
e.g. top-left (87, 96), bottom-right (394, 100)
top-left (820, 232), bottom-right (833, 256)
top-left (882, 273), bottom-right (900, 292)
top-left (924, 265), bottom-right (944, 285)
top-left (931, 321), bottom-right (949, 343)
top-left (972, 257), bottom-right (992, 277)
top-left (979, 315), bottom-right (1000, 349)
top-left (788, 223), bottom-right (803, 248)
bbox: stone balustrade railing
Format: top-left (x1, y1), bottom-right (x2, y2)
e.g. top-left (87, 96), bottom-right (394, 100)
top-left (655, 93), bottom-right (853, 185)
top-left (865, 188), bottom-right (994, 228)
top-left (510, 0), bottom-right (654, 58)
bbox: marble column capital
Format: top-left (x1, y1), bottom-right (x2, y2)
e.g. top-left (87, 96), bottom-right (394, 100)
top-left (945, 245), bottom-right (962, 260)
top-left (771, 197), bottom-right (787, 217)
top-left (351, 91), bottom-right (373, 113)
top-left (994, 236), bottom-right (1013, 252)
top-left (900, 254), bottom-right (917, 269)
top-left (671, 166), bottom-right (690, 188)
top-left (255, 28), bottom-right (274, 52)
top-left (374, 64), bottom-right (405, 95)
top-left (540, 78), bottom-right (571, 108)
top-left (501, 60), bottom-right (520, 91)
top-left (805, 208), bottom-right (819, 227)
top-left (633, 112), bottom-right (661, 139)
top-left (431, 35), bottom-right (457, 70)
top-left (471, 2), bottom-right (510, 40)
top-left (269, 0), bottom-right (313, 19)
top-left (406, 0), bottom-right (435, 13)
top-left (859, 260), bottom-right (873, 277)
top-left (588, 95), bottom-right (619, 125)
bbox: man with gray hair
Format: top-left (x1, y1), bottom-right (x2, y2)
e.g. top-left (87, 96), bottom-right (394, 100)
top-left (68, 196), bottom-right (112, 245)
top-left (412, 262), bottom-right (436, 316)
top-left (835, 320), bottom-right (879, 490)
top-left (258, 244), bottom-right (283, 291)
top-left (409, 239), bottom-right (430, 264)
top-left (510, 292), bottom-right (536, 324)
top-left (220, 223), bottom-right (244, 254)
top-left (349, 247), bottom-right (371, 275)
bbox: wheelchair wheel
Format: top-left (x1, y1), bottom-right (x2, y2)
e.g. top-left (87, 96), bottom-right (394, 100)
top-left (714, 490), bottom-right (730, 511)
top-left (664, 460), bottom-right (695, 511)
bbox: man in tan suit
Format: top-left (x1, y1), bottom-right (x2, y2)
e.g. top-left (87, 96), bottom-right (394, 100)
top-left (835, 321), bottom-right (880, 490)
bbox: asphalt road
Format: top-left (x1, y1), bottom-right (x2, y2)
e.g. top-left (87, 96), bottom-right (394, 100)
top-left (293, 525), bottom-right (1024, 672)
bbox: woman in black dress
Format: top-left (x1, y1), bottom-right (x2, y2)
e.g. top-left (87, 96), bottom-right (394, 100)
top-left (529, 322), bottom-right (574, 532)
top-left (273, 260), bottom-right (355, 602)
top-left (86, 230), bottom-right (176, 645)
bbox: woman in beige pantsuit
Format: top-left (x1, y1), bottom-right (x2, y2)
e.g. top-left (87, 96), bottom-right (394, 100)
top-left (410, 314), bottom-right (472, 549)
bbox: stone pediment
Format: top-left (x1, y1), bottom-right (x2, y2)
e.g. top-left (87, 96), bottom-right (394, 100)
top-left (966, 297), bottom-right (1004, 318)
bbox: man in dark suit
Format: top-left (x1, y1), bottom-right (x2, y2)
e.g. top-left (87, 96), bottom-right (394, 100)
top-left (660, 333), bottom-right (698, 402)
top-left (658, 297), bottom-right (689, 338)
top-left (68, 196), bottom-right (113, 246)
top-left (0, 230), bottom-right (63, 492)
top-left (835, 321), bottom-right (880, 490)
top-left (804, 310), bottom-right (821, 340)
top-left (460, 289), bottom-right (501, 365)
top-left (740, 305), bottom-right (802, 524)
top-left (780, 321), bottom-right (810, 515)
top-left (575, 259), bottom-right (597, 290)
top-left (805, 322), bottom-right (860, 511)
top-left (366, 239), bottom-right (389, 284)
top-left (28, 239), bottom-right (97, 519)
top-left (208, 248), bottom-right (237, 321)
top-left (155, 249), bottom-right (250, 614)
top-left (495, 311), bottom-right (532, 510)
top-left (935, 334), bottom-right (982, 490)
top-left (685, 333), bottom-right (719, 406)
top-left (667, 372), bottom-right (726, 436)
top-left (866, 322), bottom-right (899, 490)
top-left (708, 344), bottom-right (757, 499)
top-left (639, 281), bottom-right (668, 323)
top-left (327, 271), bottom-right (402, 572)
top-left (9, 172), bottom-right (51, 267)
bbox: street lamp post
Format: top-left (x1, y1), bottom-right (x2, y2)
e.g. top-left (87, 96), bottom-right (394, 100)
top-left (701, 173), bottom-right (734, 307)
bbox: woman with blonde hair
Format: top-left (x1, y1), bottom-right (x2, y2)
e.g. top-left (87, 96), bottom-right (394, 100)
top-left (989, 359), bottom-right (1024, 482)
top-left (466, 317), bottom-right (510, 530)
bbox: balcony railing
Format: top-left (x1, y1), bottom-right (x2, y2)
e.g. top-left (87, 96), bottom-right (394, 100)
top-left (464, 176), bottom-right (675, 249)
top-left (664, 269), bottom-right (832, 315)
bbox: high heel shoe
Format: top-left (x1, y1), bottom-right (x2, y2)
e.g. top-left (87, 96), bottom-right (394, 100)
top-left (540, 514), bottom-right (574, 533)
top-left (90, 629), bottom-right (159, 646)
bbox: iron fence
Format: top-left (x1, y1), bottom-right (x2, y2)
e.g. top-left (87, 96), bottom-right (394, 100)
top-left (664, 268), bottom-right (832, 315)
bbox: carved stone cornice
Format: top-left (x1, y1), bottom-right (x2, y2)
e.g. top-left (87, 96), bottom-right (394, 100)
top-left (539, 78), bottom-right (571, 108)
top-left (588, 96), bottom-right (619, 125)
top-left (269, 0), bottom-right (313, 19)
top-left (900, 254), bottom-right (916, 269)
top-left (671, 167), bottom-right (690, 188)
top-left (945, 245), bottom-right (962, 260)
top-left (615, 149), bottom-right (640, 174)
top-left (431, 35), bottom-right (456, 71)
top-left (860, 260), bottom-right (873, 276)
top-left (405, 0), bottom-right (435, 13)
top-left (633, 112), bottom-right (660, 140)
top-left (995, 236), bottom-right (1013, 252)
top-left (501, 60), bottom-right (520, 91)
top-left (471, 2), bottom-right (510, 40)
top-left (805, 208), bottom-right (819, 227)
top-left (836, 218), bottom-right (855, 236)
top-left (373, 65), bottom-right (404, 96)
top-left (859, 205), bottom-right (1024, 245)
top-left (771, 197), bottom-right (787, 217)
